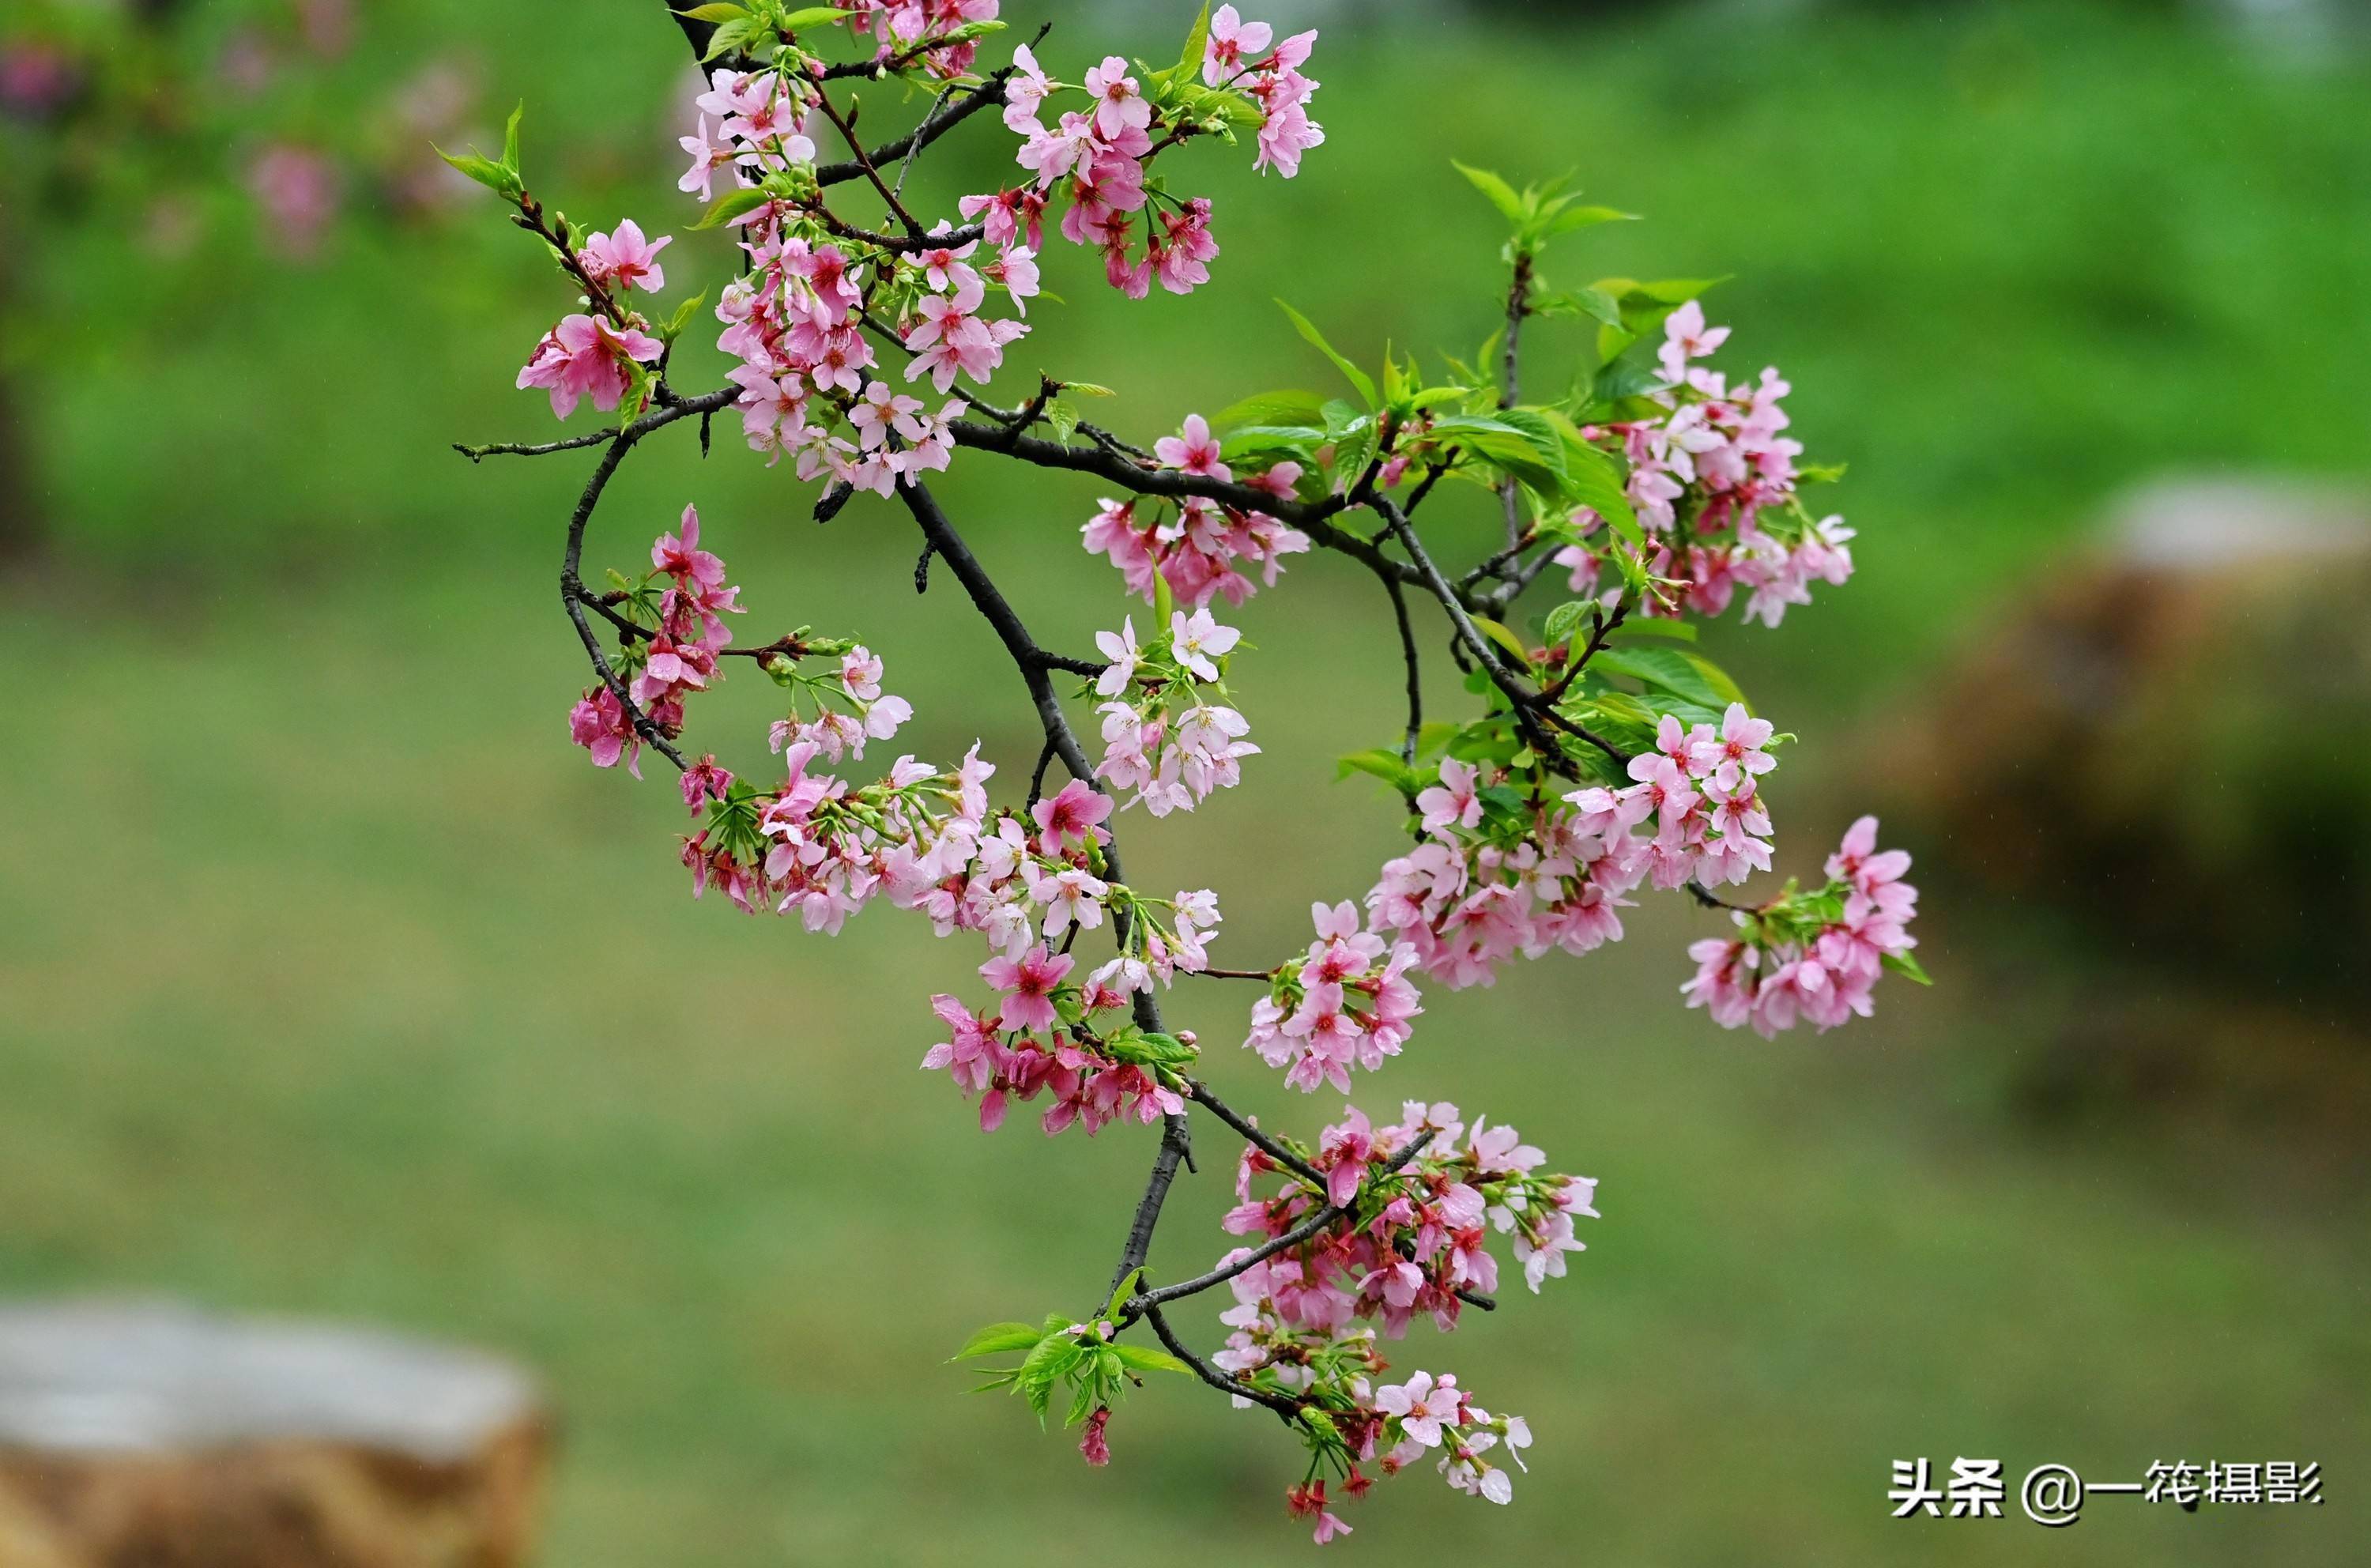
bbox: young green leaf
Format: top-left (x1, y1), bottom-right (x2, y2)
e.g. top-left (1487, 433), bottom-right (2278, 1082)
top-left (1883, 951), bottom-right (1934, 986)
top-left (1469, 616), bottom-right (1533, 668)
top-left (1610, 619), bottom-right (1698, 644)
top-left (1336, 748), bottom-right (1422, 796)
top-left (954, 1321), bottom-right (1050, 1360)
top-left (1274, 300), bottom-right (1377, 409)
top-left (1111, 1344), bottom-right (1191, 1376)
top-left (1540, 203), bottom-right (1638, 239)
top-left (1176, 2), bottom-right (1212, 81)
top-left (692, 186), bottom-right (775, 231)
top-left (1452, 160), bottom-right (1526, 226)
top-left (1105, 1268), bottom-right (1145, 1322)
top-left (435, 148), bottom-right (518, 198)
top-left (1216, 390), bottom-right (1330, 429)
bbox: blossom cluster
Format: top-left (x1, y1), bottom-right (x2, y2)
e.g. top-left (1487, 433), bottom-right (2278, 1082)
top-left (841, 0), bottom-right (1003, 80)
top-left (683, 63), bottom-right (1026, 473)
top-left (769, 643), bottom-right (913, 761)
top-left (1091, 607), bottom-right (1261, 816)
top-left (1081, 415), bottom-right (1312, 607)
top-left (1244, 902), bottom-right (1425, 1094)
top-left (1566, 703), bottom-right (1781, 891)
top-left (1356, 705), bottom-right (1781, 993)
top-left (1683, 815), bottom-right (1922, 1036)
top-left (1551, 300), bottom-right (1855, 628)
top-left (1363, 759), bottom-right (1645, 990)
top-left (986, 9), bottom-right (1321, 300)
top-left (922, 964), bottom-right (1190, 1137)
top-left (1206, 1101), bottom-right (1581, 1536)
top-left (568, 505), bottom-right (744, 775)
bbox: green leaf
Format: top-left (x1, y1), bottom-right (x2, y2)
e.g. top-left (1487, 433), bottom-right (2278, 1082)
top-left (1534, 287), bottom-right (1623, 328)
top-left (1065, 1372), bottom-right (1099, 1426)
top-left (1218, 425), bottom-right (1321, 463)
top-left (1591, 359), bottom-right (1667, 405)
top-left (1589, 646), bottom-right (1743, 713)
top-left (1883, 950), bottom-right (1934, 986)
top-left (692, 186), bottom-right (775, 230)
top-left (501, 100), bottom-right (523, 174)
top-left (1105, 1268), bottom-right (1145, 1322)
top-left (1611, 619), bottom-right (1698, 643)
top-left (434, 147), bottom-right (518, 197)
top-left (954, 1321), bottom-right (1049, 1360)
top-left (679, 2), bottom-right (751, 21)
top-left (1530, 408), bottom-right (1642, 545)
top-left (1216, 390), bottom-right (1329, 430)
top-left (1469, 616), bottom-right (1532, 668)
top-left (1567, 444), bottom-right (1642, 546)
top-left (1274, 300), bottom-right (1377, 409)
top-left (1111, 1344), bottom-right (1190, 1376)
top-left (780, 6), bottom-right (858, 31)
top-left (1679, 650), bottom-right (1747, 707)
top-left (1336, 748), bottom-right (1421, 796)
top-left (1541, 598), bottom-right (1597, 651)
top-left (1177, 2), bottom-right (1212, 81)
top-left (663, 291), bottom-right (710, 339)
top-left (1046, 398), bottom-right (1080, 445)
top-left (1539, 203), bottom-right (1638, 238)
top-left (1452, 160), bottom-right (1526, 226)
top-left (1427, 412), bottom-right (1564, 499)
top-left (702, 15), bottom-right (761, 59)
top-left (1594, 275), bottom-right (1729, 308)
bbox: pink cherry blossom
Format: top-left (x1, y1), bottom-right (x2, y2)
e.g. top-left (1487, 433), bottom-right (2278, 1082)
top-left (515, 313), bottom-right (662, 420)
top-left (580, 218), bottom-right (672, 294)
top-left (1032, 778), bottom-right (1114, 854)
top-left (1154, 413), bottom-right (1231, 480)
top-left (1203, 6), bottom-right (1274, 85)
top-left (1168, 607), bottom-right (1240, 682)
top-left (979, 944), bottom-right (1072, 1035)
top-left (1082, 55), bottom-right (1148, 139)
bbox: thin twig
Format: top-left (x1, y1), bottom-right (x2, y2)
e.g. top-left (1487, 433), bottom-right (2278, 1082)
top-left (1123, 1137), bottom-right (1432, 1317)
top-left (1385, 573), bottom-right (1423, 763)
top-left (1182, 1080), bottom-right (1323, 1189)
top-left (1144, 1305), bottom-right (1306, 1423)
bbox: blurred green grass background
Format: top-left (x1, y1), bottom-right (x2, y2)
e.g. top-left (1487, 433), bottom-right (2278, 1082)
top-left (3, 1), bottom-right (2366, 1562)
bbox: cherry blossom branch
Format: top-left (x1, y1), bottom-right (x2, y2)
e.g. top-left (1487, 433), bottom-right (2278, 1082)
top-left (1121, 1136), bottom-right (1433, 1318)
top-left (813, 66), bottom-right (1016, 187)
top-left (1144, 1304), bottom-right (1309, 1423)
top-left (1384, 573), bottom-right (1423, 763)
top-left (810, 89), bottom-right (928, 240)
top-left (458, 9), bottom-right (1927, 1535)
top-left (1370, 493), bottom-right (1629, 768)
top-left (796, 200), bottom-right (986, 254)
top-left (560, 433), bottom-right (688, 775)
top-left (944, 420), bottom-right (1427, 592)
top-left (1182, 1079), bottom-right (1323, 1189)
top-left (1496, 249), bottom-right (1533, 551)
top-left (455, 428), bottom-right (621, 461)
top-left (893, 476), bottom-right (1203, 1298)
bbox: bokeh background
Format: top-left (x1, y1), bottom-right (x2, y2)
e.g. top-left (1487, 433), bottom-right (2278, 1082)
top-left (2, 0), bottom-right (2366, 1562)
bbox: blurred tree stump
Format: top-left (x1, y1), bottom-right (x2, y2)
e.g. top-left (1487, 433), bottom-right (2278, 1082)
top-left (1899, 474), bottom-right (2370, 986)
top-left (0, 1302), bottom-right (548, 1568)
top-left (1887, 475), bottom-right (2371, 1142)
